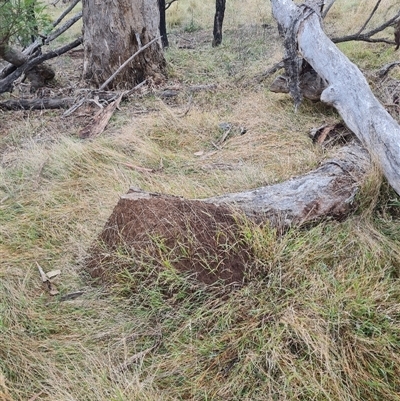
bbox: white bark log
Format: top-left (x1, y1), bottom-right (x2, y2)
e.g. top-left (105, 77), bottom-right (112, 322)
top-left (270, 0), bottom-right (400, 194)
top-left (122, 144), bottom-right (371, 228)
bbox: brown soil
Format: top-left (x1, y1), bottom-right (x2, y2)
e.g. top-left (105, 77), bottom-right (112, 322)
top-left (85, 193), bottom-right (252, 285)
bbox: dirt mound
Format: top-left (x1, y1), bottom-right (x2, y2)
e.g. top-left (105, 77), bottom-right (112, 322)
top-left (85, 193), bottom-right (252, 285)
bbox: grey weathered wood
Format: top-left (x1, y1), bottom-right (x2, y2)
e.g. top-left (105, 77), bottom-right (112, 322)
top-left (204, 144), bottom-right (370, 226)
top-left (271, 0), bottom-right (400, 195)
top-left (0, 38), bottom-right (81, 93)
top-left (123, 144), bottom-right (371, 228)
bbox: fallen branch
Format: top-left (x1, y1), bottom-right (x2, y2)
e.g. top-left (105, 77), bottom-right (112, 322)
top-left (119, 143), bottom-right (370, 228)
top-left (0, 7), bottom-right (82, 80)
top-left (271, 0), bottom-right (400, 194)
top-left (79, 93), bottom-right (123, 138)
top-left (255, 60), bottom-right (285, 83)
top-left (53, 0), bottom-right (81, 27)
top-left (0, 37), bottom-right (82, 93)
top-left (0, 97), bottom-right (74, 110)
top-left (45, 11), bottom-right (82, 45)
top-left (377, 61), bottom-right (400, 78)
top-left (0, 88), bottom-right (141, 111)
top-left (332, 8), bottom-right (400, 44)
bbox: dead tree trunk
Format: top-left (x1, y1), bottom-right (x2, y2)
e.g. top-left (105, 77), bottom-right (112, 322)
top-left (271, 0), bottom-right (400, 195)
top-left (121, 143), bottom-right (371, 228)
top-left (82, 0), bottom-right (167, 88)
top-left (85, 143), bottom-right (371, 283)
top-left (158, 0), bottom-right (169, 48)
top-left (212, 0), bottom-right (226, 47)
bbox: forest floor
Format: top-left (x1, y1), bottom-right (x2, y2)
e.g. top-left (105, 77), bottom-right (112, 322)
top-left (2, 1), bottom-right (400, 400)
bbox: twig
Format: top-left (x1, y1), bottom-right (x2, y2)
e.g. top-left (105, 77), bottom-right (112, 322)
top-left (165, 0), bottom-right (178, 10)
top-left (255, 60), bottom-right (285, 83)
top-left (355, 0), bottom-right (382, 36)
top-left (62, 98), bottom-right (85, 116)
top-left (117, 340), bottom-right (161, 372)
top-left (377, 61), bottom-right (400, 78)
top-left (123, 79), bottom-right (147, 95)
top-left (179, 93), bottom-right (193, 117)
top-left (53, 0), bottom-right (81, 28)
top-left (217, 127), bottom-right (232, 145)
top-left (45, 11), bottom-right (82, 44)
top-left (36, 262), bottom-right (48, 283)
top-left (62, 83), bottom-right (146, 117)
top-left (332, 9), bottom-right (400, 43)
top-left (17, 11), bottom-right (82, 60)
top-left (99, 36), bottom-right (161, 90)
top-left (322, 0), bottom-right (337, 18)
top-left (120, 163), bottom-right (155, 173)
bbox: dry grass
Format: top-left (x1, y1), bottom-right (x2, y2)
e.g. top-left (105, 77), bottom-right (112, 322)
top-left (1, 0), bottom-right (400, 400)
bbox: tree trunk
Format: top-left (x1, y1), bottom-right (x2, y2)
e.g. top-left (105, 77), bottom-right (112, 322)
top-left (212, 0), bottom-right (226, 47)
top-left (122, 143), bottom-right (370, 228)
top-left (82, 0), bottom-right (167, 89)
top-left (158, 0), bottom-right (169, 48)
top-left (86, 143), bottom-right (371, 283)
top-left (271, 0), bottom-right (400, 195)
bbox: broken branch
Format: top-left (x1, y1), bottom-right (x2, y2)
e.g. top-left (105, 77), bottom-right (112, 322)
top-left (99, 36), bottom-right (161, 90)
top-left (0, 37), bottom-right (82, 94)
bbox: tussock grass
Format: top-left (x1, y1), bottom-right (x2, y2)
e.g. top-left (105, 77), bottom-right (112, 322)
top-left (2, 0), bottom-right (400, 400)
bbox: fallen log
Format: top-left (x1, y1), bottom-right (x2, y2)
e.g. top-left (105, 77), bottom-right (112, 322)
top-left (270, 0), bottom-right (400, 195)
top-left (0, 90), bottom-right (119, 111)
top-left (85, 143), bottom-right (371, 284)
top-left (127, 143), bottom-right (371, 227)
top-left (0, 97), bottom-right (74, 110)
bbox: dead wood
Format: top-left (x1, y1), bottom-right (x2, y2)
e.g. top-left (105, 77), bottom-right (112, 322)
top-left (377, 61), bottom-right (400, 79)
top-left (269, 68), bottom-right (326, 101)
top-left (0, 96), bottom-right (73, 110)
top-left (331, 8), bottom-right (400, 45)
top-left (45, 11), bottom-right (82, 45)
top-left (204, 143), bottom-right (370, 226)
top-left (53, 0), bottom-right (81, 28)
top-left (121, 143), bottom-right (370, 228)
top-left (0, 89), bottom-right (133, 111)
top-left (85, 142), bottom-right (371, 284)
top-left (0, 3), bottom-right (82, 90)
top-left (0, 42), bottom-right (56, 92)
top-left (0, 37), bottom-right (82, 94)
top-left (271, 0), bottom-right (400, 195)
top-left (78, 94), bottom-right (123, 138)
top-left (99, 36), bottom-right (161, 90)
top-left (255, 60), bottom-right (285, 83)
